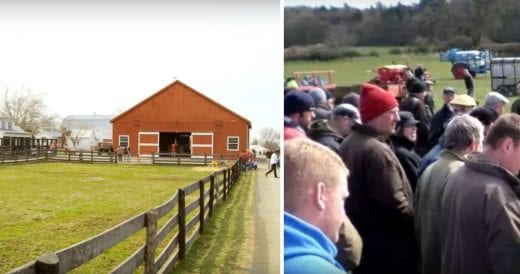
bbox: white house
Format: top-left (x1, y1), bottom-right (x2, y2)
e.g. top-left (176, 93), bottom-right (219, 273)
top-left (61, 114), bottom-right (114, 151)
top-left (0, 117), bottom-right (32, 149)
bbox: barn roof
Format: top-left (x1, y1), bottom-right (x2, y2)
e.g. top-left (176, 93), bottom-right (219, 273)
top-left (110, 80), bottom-right (251, 127)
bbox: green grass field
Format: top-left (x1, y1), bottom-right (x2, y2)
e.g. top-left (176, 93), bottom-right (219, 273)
top-left (0, 162), bottom-right (217, 273)
top-left (285, 48), bottom-right (518, 112)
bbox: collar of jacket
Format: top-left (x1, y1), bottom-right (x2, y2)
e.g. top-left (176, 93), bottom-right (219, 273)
top-left (307, 119), bottom-right (343, 139)
top-left (465, 152), bottom-right (520, 197)
top-left (390, 135), bottom-right (415, 150)
top-left (439, 149), bottom-right (466, 161)
top-left (352, 123), bottom-right (388, 142)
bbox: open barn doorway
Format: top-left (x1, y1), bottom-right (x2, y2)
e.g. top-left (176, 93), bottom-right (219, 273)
top-left (159, 132), bottom-right (191, 154)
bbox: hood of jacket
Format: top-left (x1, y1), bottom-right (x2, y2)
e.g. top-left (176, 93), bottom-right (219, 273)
top-left (307, 119), bottom-right (342, 139)
top-left (465, 152), bottom-right (520, 196)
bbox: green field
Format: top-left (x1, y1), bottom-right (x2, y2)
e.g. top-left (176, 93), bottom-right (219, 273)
top-left (285, 48), bottom-right (518, 111)
top-left (0, 162), bottom-right (216, 273)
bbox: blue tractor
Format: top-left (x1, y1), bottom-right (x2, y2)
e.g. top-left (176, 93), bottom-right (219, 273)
top-left (439, 48), bottom-right (490, 79)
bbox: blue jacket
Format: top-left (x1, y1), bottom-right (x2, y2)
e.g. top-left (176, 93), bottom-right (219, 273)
top-left (284, 212), bottom-right (346, 274)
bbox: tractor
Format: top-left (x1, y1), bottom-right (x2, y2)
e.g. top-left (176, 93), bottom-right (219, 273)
top-left (439, 48), bottom-right (490, 79)
top-left (292, 70), bottom-right (336, 92)
top-left (372, 64), bottom-right (410, 99)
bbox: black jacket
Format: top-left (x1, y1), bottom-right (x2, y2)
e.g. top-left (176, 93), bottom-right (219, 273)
top-left (429, 104), bottom-right (454, 146)
top-left (400, 96), bottom-right (432, 157)
top-left (390, 135), bottom-right (421, 192)
top-left (307, 119), bottom-right (343, 155)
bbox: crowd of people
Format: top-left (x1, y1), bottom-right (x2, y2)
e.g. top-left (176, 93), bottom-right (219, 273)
top-left (283, 74), bottom-right (520, 274)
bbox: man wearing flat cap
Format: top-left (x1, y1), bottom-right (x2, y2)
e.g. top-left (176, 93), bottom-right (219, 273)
top-left (284, 90), bottom-right (315, 140)
top-left (429, 86), bottom-right (457, 147)
top-left (339, 83), bottom-right (417, 274)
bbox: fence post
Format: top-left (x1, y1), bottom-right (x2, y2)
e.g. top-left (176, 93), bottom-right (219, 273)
top-left (68, 151), bottom-right (71, 161)
top-left (178, 189), bottom-right (186, 260)
top-left (26, 149), bottom-right (29, 162)
top-left (204, 154), bottom-right (207, 165)
top-left (231, 167), bottom-right (234, 190)
top-left (36, 252), bottom-right (59, 274)
top-left (178, 157), bottom-right (180, 166)
top-left (199, 180), bottom-right (205, 234)
top-left (90, 151), bottom-right (93, 162)
top-left (151, 152), bottom-right (154, 165)
top-left (223, 170), bottom-right (227, 201)
top-left (209, 174), bottom-right (215, 217)
top-left (144, 210), bottom-right (158, 274)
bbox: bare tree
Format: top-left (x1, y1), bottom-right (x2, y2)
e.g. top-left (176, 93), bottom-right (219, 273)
top-left (0, 84), bottom-right (59, 133)
top-left (258, 127), bottom-right (280, 150)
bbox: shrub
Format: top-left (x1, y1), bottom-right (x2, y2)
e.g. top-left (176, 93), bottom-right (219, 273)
top-left (340, 48), bottom-right (363, 58)
top-left (441, 35), bottom-right (474, 49)
top-left (368, 50), bottom-right (380, 57)
top-left (389, 48), bottom-right (402, 55)
top-left (483, 42), bottom-right (520, 57)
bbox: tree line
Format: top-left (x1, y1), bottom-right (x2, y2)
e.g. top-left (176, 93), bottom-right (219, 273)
top-left (285, 0), bottom-right (520, 51)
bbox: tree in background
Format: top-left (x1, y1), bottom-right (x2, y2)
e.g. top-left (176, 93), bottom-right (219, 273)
top-left (258, 127), bottom-right (280, 150)
top-left (0, 84), bottom-right (59, 133)
top-left (284, 0), bottom-right (520, 49)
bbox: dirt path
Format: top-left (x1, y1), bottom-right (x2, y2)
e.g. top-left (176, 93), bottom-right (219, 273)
top-left (251, 158), bottom-right (280, 274)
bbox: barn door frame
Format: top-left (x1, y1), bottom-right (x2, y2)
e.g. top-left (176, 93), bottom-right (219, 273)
top-left (138, 131), bottom-right (159, 156)
top-left (190, 132), bottom-right (213, 159)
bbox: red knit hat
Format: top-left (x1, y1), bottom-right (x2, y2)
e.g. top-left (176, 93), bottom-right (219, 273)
top-left (359, 83), bottom-right (398, 123)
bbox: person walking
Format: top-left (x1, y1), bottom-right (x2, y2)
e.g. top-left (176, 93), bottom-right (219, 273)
top-left (463, 68), bottom-right (474, 97)
top-left (440, 113), bottom-right (520, 274)
top-left (265, 149), bottom-right (279, 178)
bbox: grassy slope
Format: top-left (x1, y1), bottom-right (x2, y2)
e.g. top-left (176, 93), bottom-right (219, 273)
top-left (0, 162), bottom-right (215, 273)
top-left (170, 171), bottom-right (255, 274)
top-left (285, 49), bottom-right (519, 111)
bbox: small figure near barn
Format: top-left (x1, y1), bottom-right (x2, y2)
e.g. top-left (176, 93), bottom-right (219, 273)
top-left (265, 149), bottom-right (279, 178)
top-left (126, 147), bottom-right (131, 162)
top-left (170, 141), bottom-right (178, 157)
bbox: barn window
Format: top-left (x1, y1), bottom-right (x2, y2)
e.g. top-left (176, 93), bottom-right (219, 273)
top-left (227, 136), bottom-right (239, 151)
top-left (119, 135), bottom-right (129, 147)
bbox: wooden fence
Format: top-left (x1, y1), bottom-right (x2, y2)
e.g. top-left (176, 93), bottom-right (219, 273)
top-left (8, 161), bottom-right (242, 274)
top-left (0, 149), bottom-right (242, 166)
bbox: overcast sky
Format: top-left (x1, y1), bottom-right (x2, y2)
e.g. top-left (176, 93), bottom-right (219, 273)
top-left (284, 0), bottom-right (419, 9)
top-left (0, 1), bottom-right (281, 140)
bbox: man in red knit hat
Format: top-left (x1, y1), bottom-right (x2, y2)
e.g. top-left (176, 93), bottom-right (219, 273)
top-left (339, 83), bottom-right (418, 273)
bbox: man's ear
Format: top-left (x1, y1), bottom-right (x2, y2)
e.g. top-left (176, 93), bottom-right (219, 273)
top-left (315, 182), bottom-right (327, 210)
top-left (501, 137), bottom-right (514, 153)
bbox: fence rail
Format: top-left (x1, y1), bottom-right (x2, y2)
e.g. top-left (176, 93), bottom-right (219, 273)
top-left (0, 149), bottom-right (241, 166)
top-left (8, 161), bottom-right (242, 274)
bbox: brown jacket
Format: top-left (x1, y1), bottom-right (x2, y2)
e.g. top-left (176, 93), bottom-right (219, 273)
top-left (415, 149), bottom-right (465, 274)
top-left (339, 124), bottom-right (417, 271)
top-left (441, 152), bottom-right (520, 274)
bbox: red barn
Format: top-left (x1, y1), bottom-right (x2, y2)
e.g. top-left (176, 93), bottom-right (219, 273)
top-left (111, 80), bottom-right (251, 159)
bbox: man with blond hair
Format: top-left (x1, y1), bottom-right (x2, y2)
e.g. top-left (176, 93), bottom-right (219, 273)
top-left (284, 138), bottom-right (350, 274)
